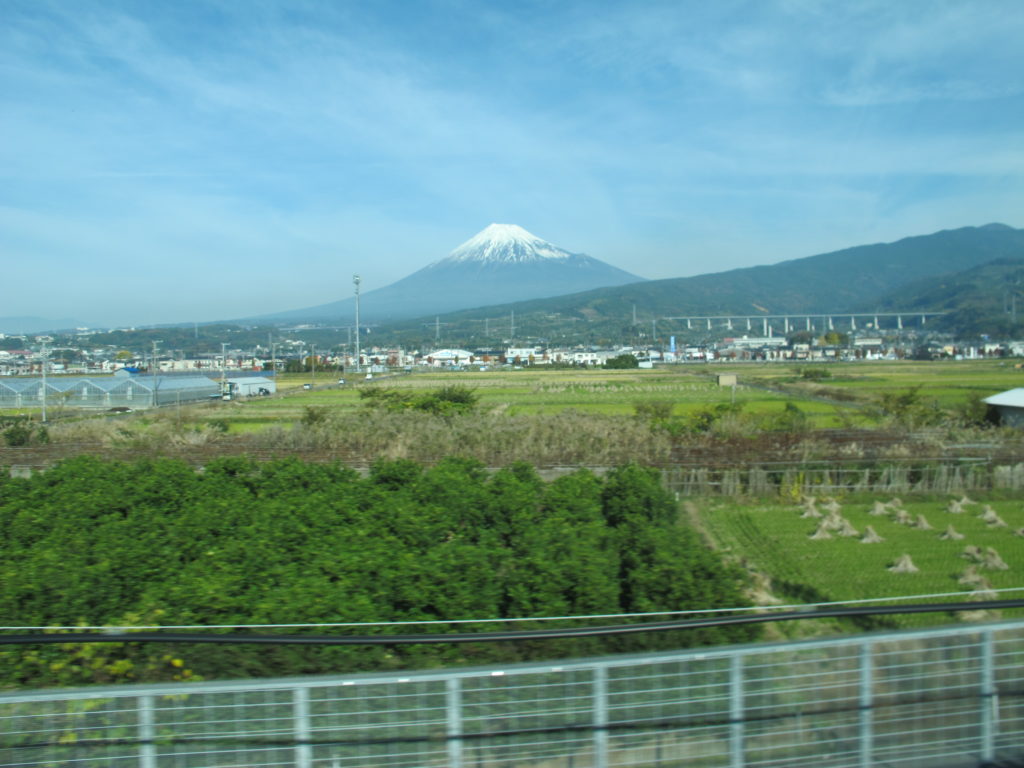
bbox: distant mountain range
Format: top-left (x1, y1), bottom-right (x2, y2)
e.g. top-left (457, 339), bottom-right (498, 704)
top-left (376, 223), bottom-right (1024, 337)
top-left (258, 224), bottom-right (644, 324)
top-left (9, 223), bottom-right (1023, 341)
top-left (0, 316), bottom-right (84, 336)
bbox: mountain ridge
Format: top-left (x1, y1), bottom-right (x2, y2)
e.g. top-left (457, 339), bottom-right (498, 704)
top-left (256, 224), bottom-right (645, 324)
top-left (372, 223), bottom-right (1024, 342)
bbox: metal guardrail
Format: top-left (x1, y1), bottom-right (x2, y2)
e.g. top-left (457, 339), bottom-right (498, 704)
top-left (2, 619), bottom-right (1022, 767)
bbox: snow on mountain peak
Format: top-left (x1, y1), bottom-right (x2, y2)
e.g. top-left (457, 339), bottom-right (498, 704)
top-left (444, 223), bottom-right (575, 264)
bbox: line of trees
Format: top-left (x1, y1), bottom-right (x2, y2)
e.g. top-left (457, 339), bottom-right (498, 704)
top-left (0, 456), bottom-right (754, 689)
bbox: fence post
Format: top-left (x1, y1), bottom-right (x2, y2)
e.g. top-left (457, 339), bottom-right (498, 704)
top-left (594, 665), bottom-right (609, 768)
top-left (981, 630), bottom-right (996, 762)
top-left (138, 694), bottom-right (156, 768)
top-left (730, 654), bottom-right (744, 768)
top-left (447, 677), bottom-right (463, 768)
top-left (294, 686), bottom-right (312, 768)
top-left (859, 641), bottom-right (873, 768)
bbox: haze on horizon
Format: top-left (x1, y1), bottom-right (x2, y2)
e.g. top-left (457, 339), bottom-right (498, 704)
top-left (2, 0), bottom-right (1023, 328)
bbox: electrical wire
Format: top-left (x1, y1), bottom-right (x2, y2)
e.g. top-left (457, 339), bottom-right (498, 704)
top-left (1, 587), bottom-right (1021, 632)
top-left (1, 598), bottom-right (1022, 646)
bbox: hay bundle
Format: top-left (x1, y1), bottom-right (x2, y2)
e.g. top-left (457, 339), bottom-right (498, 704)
top-left (946, 500), bottom-right (964, 514)
top-left (809, 523), bottom-right (833, 540)
top-left (821, 498), bottom-right (842, 515)
top-left (800, 502), bottom-right (822, 519)
top-left (892, 508), bottom-right (913, 525)
top-left (939, 524), bottom-right (965, 541)
top-left (958, 495), bottom-right (976, 506)
top-left (1015, 527), bottom-right (1024, 538)
top-left (979, 508), bottom-right (1007, 527)
top-left (958, 565), bottom-right (986, 587)
top-left (836, 519), bottom-right (860, 537)
top-left (822, 511), bottom-right (845, 530)
top-left (888, 497), bottom-right (904, 509)
top-left (912, 514), bottom-right (934, 531)
top-left (982, 547), bottom-right (1009, 571)
top-left (888, 554), bottom-right (919, 573)
top-left (961, 545), bottom-right (984, 563)
top-left (861, 525), bottom-right (884, 543)
top-left (869, 501), bottom-right (889, 516)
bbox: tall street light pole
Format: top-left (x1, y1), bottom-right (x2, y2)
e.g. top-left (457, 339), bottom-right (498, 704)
top-left (38, 338), bottom-right (50, 424)
top-left (151, 340), bottom-right (160, 408)
top-left (353, 274), bottom-right (361, 374)
top-left (220, 342), bottom-right (228, 398)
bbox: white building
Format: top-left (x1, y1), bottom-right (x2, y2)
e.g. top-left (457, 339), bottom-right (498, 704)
top-left (422, 349), bottom-right (474, 367)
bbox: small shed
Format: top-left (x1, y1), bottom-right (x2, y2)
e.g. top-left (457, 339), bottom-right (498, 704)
top-left (983, 388), bottom-right (1024, 427)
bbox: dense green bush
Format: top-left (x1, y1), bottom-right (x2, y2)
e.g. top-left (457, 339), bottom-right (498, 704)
top-left (359, 385), bottom-right (479, 415)
top-left (0, 456), bottom-right (754, 688)
top-left (604, 353), bottom-right (639, 369)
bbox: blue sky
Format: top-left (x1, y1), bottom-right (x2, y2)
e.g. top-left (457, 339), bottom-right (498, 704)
top-left (2, 0), bottom-right (1023, 328)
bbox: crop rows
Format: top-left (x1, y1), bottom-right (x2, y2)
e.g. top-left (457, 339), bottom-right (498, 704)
top-left (697, 495), bottom-right (1024, 627)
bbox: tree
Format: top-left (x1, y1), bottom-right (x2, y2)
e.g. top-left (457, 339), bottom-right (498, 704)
top-left (604, 353), bottom-right (639, 369)
top-left (819, 331), bottom-right (849, 346)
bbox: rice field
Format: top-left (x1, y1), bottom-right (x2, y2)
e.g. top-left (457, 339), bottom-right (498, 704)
top-left (7, 359), bottom-right (1020, 432)
top-left (208, 358), bottom-right (1023, 434)
top-left (215, 366), bottom-right (855, 431)
top-left (713, 358), bottom-right (1024, 409)
top-left (696, 493), bottom-right (1024, 626)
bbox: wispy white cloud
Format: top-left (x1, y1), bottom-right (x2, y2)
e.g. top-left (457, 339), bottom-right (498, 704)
top-left (1, 0), bottom-right (1022, 324)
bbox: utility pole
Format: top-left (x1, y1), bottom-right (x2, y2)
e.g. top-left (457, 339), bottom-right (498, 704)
top-left (435, 316), bottom-right (441, 343)
top-left (39, 338), bottom-right (49, 423)
top-left (151, 340), bottom-right (160, 408)
top-left (220, 342), bottom-right (228, 398)
top-left (310, 343), bottom-right (316, 387)
top-left (353, 274), bottom-right (361, 373)
top-left (510, 310), bottom-right (515, 341)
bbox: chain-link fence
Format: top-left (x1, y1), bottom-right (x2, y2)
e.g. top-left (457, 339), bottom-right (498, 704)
top-left (2, 619), bottom-right (1022, 767)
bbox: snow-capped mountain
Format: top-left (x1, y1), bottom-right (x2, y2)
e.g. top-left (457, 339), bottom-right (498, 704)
top-left (261, 224), bottom-right (645, 323)
top-left (444, 223), bottom-right (584, 264)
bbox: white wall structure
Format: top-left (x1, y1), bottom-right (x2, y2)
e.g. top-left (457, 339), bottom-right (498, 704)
top-left (227, 376), bottom-right (276, 397)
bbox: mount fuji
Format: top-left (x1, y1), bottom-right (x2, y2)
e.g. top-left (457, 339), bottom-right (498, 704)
top-left (261, 224), bottom-right (644, 323)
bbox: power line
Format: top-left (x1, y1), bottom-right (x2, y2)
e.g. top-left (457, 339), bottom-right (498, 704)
top-left (3, 587), bottom-right (1021, 632)
top-left (2, 599), bottom-right (1022, 646)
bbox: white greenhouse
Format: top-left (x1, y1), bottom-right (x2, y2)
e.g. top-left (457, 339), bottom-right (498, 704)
top-left (0, 375), bottom-right (219, 410)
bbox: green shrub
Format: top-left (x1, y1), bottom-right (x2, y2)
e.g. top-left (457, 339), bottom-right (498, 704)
top-left (604, 353), bottom-right (639, 369)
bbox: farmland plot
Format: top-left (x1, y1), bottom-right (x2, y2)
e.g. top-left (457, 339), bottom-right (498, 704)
top-left (696, 495), bottom-right (1024, 627)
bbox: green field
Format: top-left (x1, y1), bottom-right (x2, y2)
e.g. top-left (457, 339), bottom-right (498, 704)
top-left (7, 359), bottom-right (1021, 434)
top-left (712, 358), bottom-right (1024, 408)
top-left (198, 359), bottom-right (1023, 433)
top-left (695, 494), bottom-right (1024, 626)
